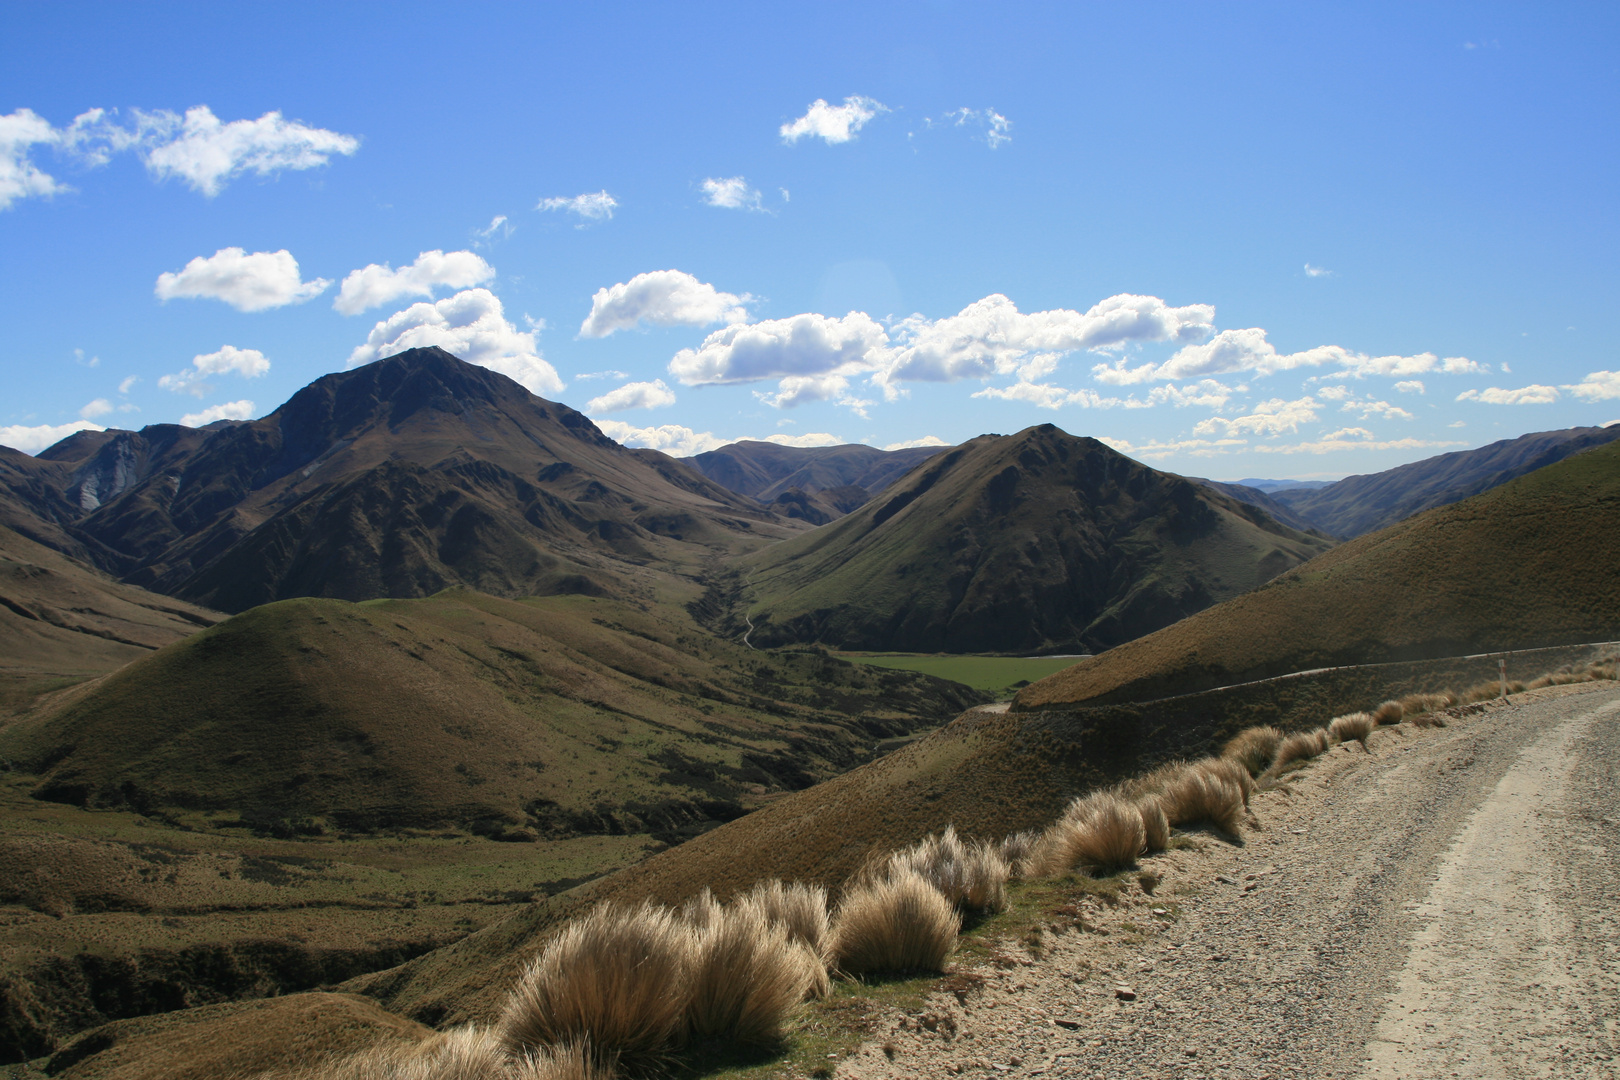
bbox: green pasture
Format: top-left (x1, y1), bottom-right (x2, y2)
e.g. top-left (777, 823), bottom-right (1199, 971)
top-left (838, 653), bottom-right (1089, 697)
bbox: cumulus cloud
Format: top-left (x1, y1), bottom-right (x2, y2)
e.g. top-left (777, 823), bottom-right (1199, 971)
top-left (1394, 380), bottom-right (1425, 394)
top-left (180, 399), bottom-right (255, 427)
top-left (592, 420), bottom-right (844, 456)
top-left (1104, 431), bottom-right (1465, 461)
top-left (1304, 263), bottom-right (1333, 278)
top-left (139, 107), bottom-right (358, 196)
top-left (118, 375), bottom-right (139, 394)
top-left (1194, 396), bottom-right (1320, 438)
top-left (701, 176), bottom-right (765, 211)
top-left (155, 247), bottom-right (330, 311)
top-left (1565, 370), bottom-right (1620, 401)
top-left (780, 96), bottom-right (887, 144)
top-left (1346, 398), bottom-right (1415, 421)
top-left (334, 250), bottom-right (494, 315)
top-left (347, 288), bottom-right (564, 396)
top-left (158, 345), bottom-right (270, 397)
top-left (585, 379), bottom-right (677, 415)
top-left (579, 270), bottom-right (751, 338)
top-left (1456, 384), bottom-right (1560, 405)
top-left (971, 383), bottom-right (1127, 409)
top-left (537, 190), bottom-right (617, 222)
top-left (754, 374), bottom-right (873, 416)
top-left (1096, 327), bottom-right (1481, 384)
top-left (670, 311), bottom-right (889, 386)
top-left (78, 398), bottom-right (114, 419)
top-left (883, 435), bottom-right (950, 451)
top-left (0, 108), bottom-right (64, 210)
top-left (0, 420), bottom-right (104, 454)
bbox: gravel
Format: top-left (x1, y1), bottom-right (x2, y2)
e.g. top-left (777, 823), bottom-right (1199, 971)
top-left (835, 682), bottom-right (1620, 1080)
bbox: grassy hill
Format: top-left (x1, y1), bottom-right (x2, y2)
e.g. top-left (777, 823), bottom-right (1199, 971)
top-left (734, 424), bottom-right (1334, 654)
top-left (0, 589), bottom-right (983, 838)
top-left (685, 440), bottom-right (946, 505)
top-left (1015, 438), bottom-right (1620, 710)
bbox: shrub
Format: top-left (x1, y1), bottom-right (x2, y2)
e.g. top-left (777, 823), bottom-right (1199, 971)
top-left (884, 826), bottom-right (1008, 912)
top-left (1026, 794), bottom-right (1146, 876)
top-left (684, 903), bottom-right (818, 1045)
top-left (1138, 798), bottom-right (1170, 853)
top-left (1157, 770), bottom-right (1244, 835)
top-left (497, 902), bottom-right (692, 1069)
top-left (1327, 712), bottom-right (1375, 745)
top-left (1372, 700), bottom-right (1403, 726)
top-left (1221, 726), bottom-right (1283, 776)
top-left (1195, 756), bottom-right (1253, 808)
top-left (1266, 729), bottom-right (1330, 775)
top-left (830, 868), bottom-right (959, 975)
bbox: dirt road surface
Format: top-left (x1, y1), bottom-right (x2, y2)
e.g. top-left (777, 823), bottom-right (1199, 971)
top-left (836, 683), bottom-right (1620, 1080)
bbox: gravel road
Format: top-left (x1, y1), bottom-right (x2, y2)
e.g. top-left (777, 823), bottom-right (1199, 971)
top-left (836, 682), bottom-right (1620, 1080)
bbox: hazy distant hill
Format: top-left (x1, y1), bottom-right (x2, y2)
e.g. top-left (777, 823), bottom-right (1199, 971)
top-left (1, 349), bottom-right (804, 612)
top-left (1015, 437), bottom-right (1620, 710)
top-left (733, 424), bottom-right (1334, 654)
top-left (1273, 425), bottom-right (1620, 538)
top-left (0, 589), bottom-right (983, 837)
top-left (686, 440), bottom-right (947, 515)
top-left (1185, 477), bottom-right (1326, 535)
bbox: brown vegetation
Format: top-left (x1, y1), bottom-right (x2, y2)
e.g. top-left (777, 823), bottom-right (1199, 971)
top-left (881, 826), bottom-right (1009, 914)
top-left (1372, 699), bottom-right (1404, 725)
top-left (684, 904), bottom-right (818, 1045)
top-left (1220, 725), bottom-right (1283, 776)
top-left (1027, 795), bottom-right (1145, 876)
top-left (1138, 798), bottom-right (1171, 854)
top-left (1157, 770), bottom-right (1246, 835)
top-left (1327, 711), bottom-right (1375, 746)
top-left (829, 869), bottom-right (960, 976)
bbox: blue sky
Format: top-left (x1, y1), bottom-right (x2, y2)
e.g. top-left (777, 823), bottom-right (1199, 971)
top-left (3, 1), bottom-right (1616, 479)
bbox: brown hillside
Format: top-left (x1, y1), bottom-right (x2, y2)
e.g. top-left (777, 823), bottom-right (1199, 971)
top-left (1014, 438), bottom-right (1620, 710)
top-left (738, 424), bottom-right (1334, 654)
top-left (0, 589), bottom-right (983, 837)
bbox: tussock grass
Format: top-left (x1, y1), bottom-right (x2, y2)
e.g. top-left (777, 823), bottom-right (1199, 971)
top-left (882, 826), bottom-right (1008, 913)
top-left (1266, 729), bottom-right (1330, 777)
top-left (497, 902), bottom-right (692, 1068)
top-left (1327, 711), bottom-right (1374, 746)
top-left (1221, 725), bottom-right (1283, 776)
top-left (1138, 798), bottom-right (1170, 854)
top-left (1028, 794), bottom-right (1146, 876)
top-left (1195, 756), bottom-right (1253, 808)
top-left (1372, 699), bottom-right (1403, 725)
top-left (736, 879), bottom-right (831, 961)
top-left (830, 868), bottom-right (959, 976)
top-left (678, 887), bottom-right (720, 930)
top-left (997, 829), bottom-right (1039, 880)
top-left (684, 903), bottom-right (819, 1045)
top-left (1157, 770), bottom-right (1245, 835)
top-left (283, 1027), bottom-right (612, 1080)
top-left (513, 1040), bottom-right (613, 1080)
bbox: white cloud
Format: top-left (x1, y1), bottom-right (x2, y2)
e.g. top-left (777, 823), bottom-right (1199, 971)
top-left (971, 382), bottom-right (1126, 409)
top-left (576, 369), bottom-right (630, 381)
top-left (139, 106), bottom-right (358, 196)
top-left (118, 375), bottom-right (139, 394)
top-left (1304, 263), bottom-right (1333, 278)
top-left (780, 96), bottom-right (887, 144)
top-left (1394, 380), bottom-right (1425, 394)
top-left (0, 420), bottom-right (105, 454)
top-left (592, 421), bottom-right (844, 456)
top-left (180, 399), bottom-right (254, 427)
top-left (941, 107), bottom-right (1012, 148)
top-left (79, 398), bottom-right (114, 419)
top-left (1345, 398), bottom-right (1415, 421)
top-left (155, 247), bottom-right (330, 311)
top-left (1316, 384), bottom-right (1351, 401)
top-left (0, 108), bottom-right (63, 210)
top-left (1194, 396), bottom-right (1320, 438)
top-left (1565, 370), bottom-right (1620, 402)
top-left (671, 311), bottom-right (889, 386)
top-left (585, 379), bottom-right (676, 415)
top-left (883, 435), bottom-right (950, 451)
top-left (334, 250), bottom-right (494, 315)
top-left (1097, 327), bottom-right (1481, 384)
top-left (579, 270), bottom-right (751, 338)
top-left (762, 432), bottom-right (845, 448)
top-left (537, 190), bottom-right (617, 222)
top-left (159, 345), bottom-right (270, 397)
top-left (476, 214), bottom-right (509, 241)
top-left (753, 374), bottom-right (873, 416)
top-left (1253, 435), bottom-right (1466, 456)
top-left (701, 176), bottom-right (764, 212)
top-left (347, 288), bottom-right (564, 396)
top-left (1456, 384), bottom-right (1560, 405)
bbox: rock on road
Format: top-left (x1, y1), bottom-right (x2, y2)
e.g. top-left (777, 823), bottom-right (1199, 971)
top-left (838, 683), bottom-right (1620, 1080)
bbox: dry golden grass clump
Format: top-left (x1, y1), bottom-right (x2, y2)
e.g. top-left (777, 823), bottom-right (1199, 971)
top-left (1372, 699), bottom-right (1404, 725)
top-left (678, 887), bottom-right (720, 930)
top-left (1327, 711), bottom-right (1375, 746)
top-left (882, 825), bottom-right (1009, 913)
top-left (684, 903), bottom-right (820, 1045)
top-left (1221, 725), bottom-right (1283, 776)
top-left (997, 829), bottom-right (1040, 879)
top-left (1157, 769), bottom-right (1245, 835)
top-left (830, 867), bottom-right (959, 976)
top-left (497, 902), bottom-right (692, 1069)
top-left (1138, 797), bottom-right (1171, 854)
top-left (283, 1027), bottom-right (611, 1080)
top-left (736, 879), bottom-right (831, 960)
top-left (1266, 729), bottom-right (1331, 776)
top-left (1027, 793), bottom-right (1146, 876)
top-left (1195, 756), bottom-right (1253, 808)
